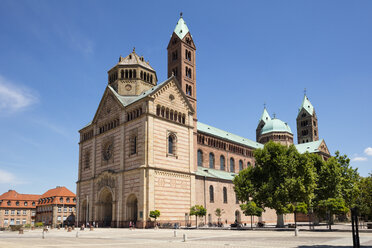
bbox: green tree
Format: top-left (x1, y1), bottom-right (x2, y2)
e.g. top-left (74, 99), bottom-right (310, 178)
top-left (149, 210), bottom-right (161, 227)
top-left (240, 201), bottom-right (263, 229)
top-left (190, 205), bottom-right (207, 228)
top-left (214, 208), bottom-right (225, 226)
top-left (317, 198), bottom-right (349, 230)
top-left (335, 151), bottom-right (360, 208)
top-left (234, 141), bottom-right (316, 227)
top-left (357, 174), bottom-right (372, 220)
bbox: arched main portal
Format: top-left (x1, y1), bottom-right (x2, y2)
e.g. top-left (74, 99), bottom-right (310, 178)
top-left (99, 188), bottom-right (113, 227)
top-left (126, 194), bottom-right (138, 224)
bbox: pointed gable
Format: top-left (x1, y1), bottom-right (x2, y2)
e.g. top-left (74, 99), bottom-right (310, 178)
top-left (91, 87), bottom-right (125, 125)
top-left (298, 95), bottom-right (314, 117)
top-left (259, 108), bottom-right (271, 124)
top-left (152, 76), bottom-right (194, 114)
top-left (173, 16), bottom-right (189, 40)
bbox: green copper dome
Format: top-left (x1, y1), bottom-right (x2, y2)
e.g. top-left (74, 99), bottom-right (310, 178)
top-left (260, 118), bottom-right (292, 135)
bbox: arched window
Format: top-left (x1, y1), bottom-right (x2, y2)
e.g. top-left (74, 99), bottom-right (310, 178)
top-left (125, 70), bottom-right (128, 78)
top-left (147, 73), bottom-right (149, 82)
top-left (133, 70), bottom-right (136, 78)
top-left (230, 158), bottom-right (235, 172)
top-left (170, 110), bottom-right (174, 120)
top-left (182, 114), bottom-right (185, 124)
top-left (168, 134), bottom-right (175, 154)
top-left (131, 136), bottom-right (137, 155)
top-left (121, 70), bottom-right (124, 79)
top-left (129, 70), bottom-right (132, 78)
top-left (247, 161), bottom-right (251, 167)
top-left (209, 185), bottom-right (214, 203)
top-left (220, 155), bottom-right (225, 170)
top-left (166, 108), bottom-right (169, 119)
top-left (239, 160), bottom-right (243, 171)
top-left (209, 153), bottom-right (215, 169)
top-left (197, 150), bottom-right (203, 167)
top-left (223, 187), bottom-right (227, 203)
top-left (156, 105), bottom-right (160, 116)
top-left (161, 107), bottom-right (165, 117)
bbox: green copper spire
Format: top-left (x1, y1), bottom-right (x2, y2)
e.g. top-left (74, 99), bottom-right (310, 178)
top-left (299, 95), bottom-right (314, 116)
top-left (259, 107), bottom-right (271, 124)
top-left (173, 13), bottom-right (190, 40)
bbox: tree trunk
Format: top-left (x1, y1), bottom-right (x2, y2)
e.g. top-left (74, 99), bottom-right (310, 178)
top-left (294, 211), bottom-right (297, 228)
top-left (277, 214), bottom-right (284, 227)
top-left (251, 215), bottom-right (253, 229)
top-left (195, 216), bottom-right (198, 229)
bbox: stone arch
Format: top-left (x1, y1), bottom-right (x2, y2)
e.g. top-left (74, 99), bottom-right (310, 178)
top-left (126, 194), bottom-right (138, 224)
top-left (98, 187), bottom-right (114, 227)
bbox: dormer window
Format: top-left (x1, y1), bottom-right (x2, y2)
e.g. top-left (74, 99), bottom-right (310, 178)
top-left (16, 201), bottom-right (19, 206)
top-left (129, 55), bottom-right (132, 59)
top-left (66, 198), bottom-right (70, 203)
top-left (60, 197), bottom-right (63, 203)
top-left (7, 201), bottom-right (11, 206)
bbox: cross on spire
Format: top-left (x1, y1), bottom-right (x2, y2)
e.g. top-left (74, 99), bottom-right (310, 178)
top-left (273, 113), bottom-right (276, 119)
top-left (180, 12), bottom-right (183, 18)
top-left (263, 102), bottom-right (266, 109)
top-left (304, 88), bottom-right (307, 96)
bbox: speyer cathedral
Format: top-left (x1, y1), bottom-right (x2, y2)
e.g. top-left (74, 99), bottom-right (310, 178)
top-left (77, 15), bottom-right (330, 228)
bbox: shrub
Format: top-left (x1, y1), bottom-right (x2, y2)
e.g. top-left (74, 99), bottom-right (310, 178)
top-left (10, 225), bottom-right (23, 231)
top-left (35, 222), bottom-right (44, 227)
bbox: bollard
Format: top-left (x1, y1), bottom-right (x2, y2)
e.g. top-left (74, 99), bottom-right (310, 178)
top-left (174, 230), bottom-right (177, 237)
top-left (68, 227), bottom-right (72, 232)
top-left (295, 227), bottom-right (299, 236)
top-left (42, 230), bottom-right (45, 239)
top-left (90, 226), bottom-right (94, 231)
top-left (19, 229), bottom-right (24, 234)
top-left (183, 233), bottom-right (187, 242)
top-left (76, 231), bottom-right (79, 238)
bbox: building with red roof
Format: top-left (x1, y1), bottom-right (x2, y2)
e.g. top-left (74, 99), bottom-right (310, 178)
top-left (36, 186), bottom-right (76, 227)
top-left (0, 190), bottom-right (40, 228)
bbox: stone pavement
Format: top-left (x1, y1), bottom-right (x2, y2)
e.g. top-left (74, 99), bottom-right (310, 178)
top-left (0, 228), bottom-right (371, 248)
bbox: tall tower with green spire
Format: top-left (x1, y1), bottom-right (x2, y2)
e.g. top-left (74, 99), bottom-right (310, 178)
top-left (167, 13), bottom-right (198, 170)
top-left (167, 13), bottom-right (196, 119)
top-left (296, 94), bottom-right (319, 143)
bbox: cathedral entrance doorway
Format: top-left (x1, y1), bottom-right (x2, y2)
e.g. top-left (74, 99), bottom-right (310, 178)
top-left (99, 188), bottom-right (113, 227)
top-left (126, 194), bottom-right (138, 226)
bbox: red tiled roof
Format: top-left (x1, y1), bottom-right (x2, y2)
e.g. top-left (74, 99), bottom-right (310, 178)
top-left (41, 186), bottom-right (75, 198)
top-left (0, 190), bottom-right (40, 209)
top-left (0, 190), bottom-right (40, 201)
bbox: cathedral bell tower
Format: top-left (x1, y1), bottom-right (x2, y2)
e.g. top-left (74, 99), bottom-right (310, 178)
top-left (296, 94), bottom-right (319, 144)
top-left (167, 14), bottom-right (198, 170)
top-left (167, 13), bottom-right (197, 120)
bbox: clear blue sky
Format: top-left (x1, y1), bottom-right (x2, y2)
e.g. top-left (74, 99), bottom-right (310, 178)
top-left (0, 0), bottom-right (371, 194)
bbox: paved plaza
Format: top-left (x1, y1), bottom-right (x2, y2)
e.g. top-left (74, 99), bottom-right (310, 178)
top-left (0, 228), bottom-right (371, 248)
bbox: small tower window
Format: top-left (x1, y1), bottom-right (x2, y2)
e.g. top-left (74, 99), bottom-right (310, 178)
top-left (140, 71), bottom-right (143, 79)
top-left (121, 70), bottom-right (124, 79)
top-left (133, 70), bottom-right (136, 78)
top-left (230, 158), bottom-right (235, 173)
top-left (129, 70), bottom-right (132, 78)
top-left (239, 160), bottom-right (243, 171)
top-left (125, 70), bottom-right (128, 78)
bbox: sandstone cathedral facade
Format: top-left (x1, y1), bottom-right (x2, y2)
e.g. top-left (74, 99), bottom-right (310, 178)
top-left (77, 15), bottom-right (330, 228)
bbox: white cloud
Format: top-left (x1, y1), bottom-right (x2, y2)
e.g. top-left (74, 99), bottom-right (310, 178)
top-left (0, 75), bottom-right (38, 112)
top-left (364, 147), bottom-right (372, 156)
top-left (352, 157), bottom-right (367, 162)
top-left (0, 169), bottom-right (17, 184)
